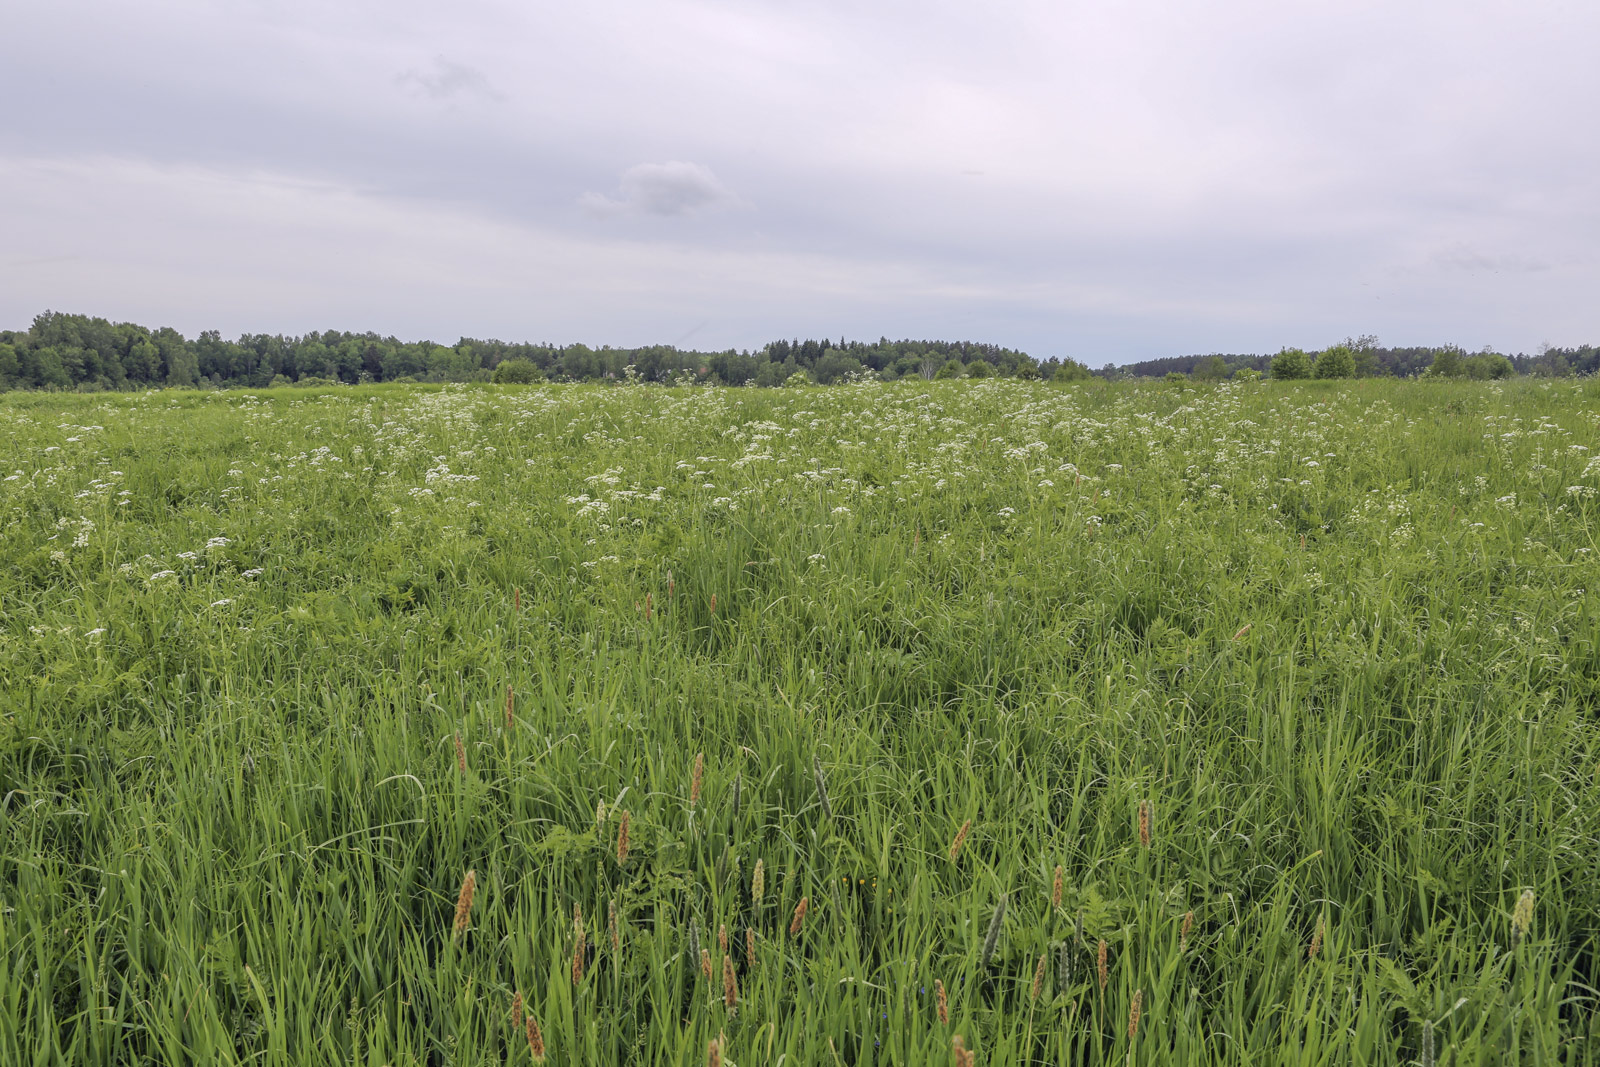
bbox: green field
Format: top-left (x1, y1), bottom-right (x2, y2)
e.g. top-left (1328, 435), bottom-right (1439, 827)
top-left (3, 378), bottom-right (1599, 1065)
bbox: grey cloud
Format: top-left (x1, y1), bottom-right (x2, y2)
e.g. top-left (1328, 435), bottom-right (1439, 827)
top-left (580, 162), bottom-right (734, 218)
top-left (396, 56), bottom-right (504, 102)
top-left (1432, 244), bottom-right (1551, 274)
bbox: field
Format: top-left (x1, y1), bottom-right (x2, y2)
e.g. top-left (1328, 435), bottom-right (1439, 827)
top-left (3, 377), bottom-right (1599, 1065)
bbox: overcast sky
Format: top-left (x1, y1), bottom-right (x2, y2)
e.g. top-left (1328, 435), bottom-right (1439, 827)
top-left (3, 0), bottom-right (1597, 364)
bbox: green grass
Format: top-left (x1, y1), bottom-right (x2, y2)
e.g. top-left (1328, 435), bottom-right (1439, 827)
top-left (2, 377), bottom-right (1598, 1065)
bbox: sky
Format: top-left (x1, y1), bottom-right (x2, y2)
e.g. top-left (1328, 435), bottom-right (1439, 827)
top-left (3, 0), bottom-right (1598, 366)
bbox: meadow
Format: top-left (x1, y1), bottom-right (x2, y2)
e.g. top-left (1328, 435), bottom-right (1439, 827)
top-left (2, 376), bottom-right (1598, 1065)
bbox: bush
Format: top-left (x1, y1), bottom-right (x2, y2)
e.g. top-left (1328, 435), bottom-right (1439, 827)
top-left (965, 360), bottom-right (996, 378)
top-left (1270, 349), bottom-right (1312, 380)
top-left (934, 359), bottom-right (965, 380)
top-left (1313, 346), bottom-right (1356, 379)
top-left (1233, 368), bottom-right (1262, 382)
top-left (1054, 360), bottom-right (1094, 383)
top-left (493, 358), bottom-right (542, 384)
top-left (1165, 371), bottom-right (1188, 384)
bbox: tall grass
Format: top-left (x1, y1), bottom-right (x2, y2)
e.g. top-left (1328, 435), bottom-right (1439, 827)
top-left (2, 377), bottom-right (1598, 1064)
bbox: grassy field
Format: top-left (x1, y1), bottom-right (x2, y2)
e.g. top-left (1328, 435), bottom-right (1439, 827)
top-left (2, 377), bottom-right (1599, 1065)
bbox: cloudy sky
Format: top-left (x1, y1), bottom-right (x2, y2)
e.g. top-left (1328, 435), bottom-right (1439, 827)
top-left (3, 0), bottom-right (1597, 364)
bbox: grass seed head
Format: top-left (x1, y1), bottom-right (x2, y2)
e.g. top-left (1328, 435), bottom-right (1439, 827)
top-left (616, 809), bottom-right (631, 866)
top-left (1128, 988), bottom-right (1143, 1040)
top-left (1138, 800), bottom-right (1151, 849)
top-left (722, 953), bottom-right (738, 1010)
top-left (596, 799), bottom-right (606, 836)
top-left (936, 978), bottom-right (949, 1025)
top-left (980, 894), bottom-right (1007, 969)
top-left (1056, 940), bottom-right (1071, 993)
top-left (1308, 913), bottom-right (1324, 960)
top-left (690, 752), bottom-right (704, 807)
top-left (572, 934), bottom-right (585, 985)
top-left (707, 1037), bottom-right (720, 1067)
top-left (1422, 1019), bottom-right (1435, 1067)
top-left (525, 1014), bottom-right (545, 1062)
top-left (719, 923), bottom-right (728, 957)
top-left (504, 685), bottom-right (513, 730)
top-left (746, 927), bottom-right (756, 969)
top-left (951, 1034), bottom-right (974, 1067)
top-left (689, 917), bottom-right (702, 966)
top-left (511, 990), bottom-right (523, 1029)
top-left (451, 869), bottom-right (476, 939)
top-left (813, 755), bottom-right (833, 820)
top-left (454, 731), bottom-right (466, 774)
top-left (1052, 864), bottom-right (1063, 909)
top-left (1031, 952), bottom-right (1047, 1002)
top-left (789, 896), bottom-right (809, 936)
top-left (701, 947), bottom-right (713, 982)
top-left (1097, 938), bottom-right (1108, 993)
top-left (1512, 888), bottom-right (1535, 948)
top-left (1180, 910), bottom-right (1194, 953)
top-left (609, 899), bottom-right (620, 954)
top-left (752, 858), bottom-right (765, 907)
top-left (949, 818), bottom-right (972, 862)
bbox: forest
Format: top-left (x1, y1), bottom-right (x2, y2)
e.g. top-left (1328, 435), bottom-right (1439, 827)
top-left (1, 310), bottom-right (1594, 392)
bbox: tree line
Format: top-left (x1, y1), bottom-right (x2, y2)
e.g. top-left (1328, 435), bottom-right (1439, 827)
top-left (2, 311), bottom-right (1593, 393)
top-left (0, 311), bottom-right (1072, 392)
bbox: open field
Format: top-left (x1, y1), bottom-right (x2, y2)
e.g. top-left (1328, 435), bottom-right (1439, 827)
top-left (3, 378), bottom-right (1599, 1065)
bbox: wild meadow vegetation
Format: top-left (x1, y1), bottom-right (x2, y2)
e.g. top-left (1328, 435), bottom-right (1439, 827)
top-left (3, 377), bottom-right (1599, 1065)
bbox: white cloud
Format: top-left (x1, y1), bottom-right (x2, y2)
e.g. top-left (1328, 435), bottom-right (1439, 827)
top-left (579, 162), bottom-right (734, 218)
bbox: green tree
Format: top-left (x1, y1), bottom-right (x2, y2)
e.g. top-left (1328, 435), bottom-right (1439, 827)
top-left (1193, 355), bottom-right (1229, 380)
top-left (1270, 348), bottom-right (1312, 380)
top-left (812, 349), bottom-right (864, 384)
top-left (1313, 345), bottom-right (1355, 379)
top-left (1424, 346), bottom-right (1464, 378)
top-left (964, 359), bottom-right (995, 378)
top-left (934, 359), bottom-right (964, 380)
top-left (1053, 359), bottom-right (1094, 382)
top-left (493, 358), bottom-right (543, 384)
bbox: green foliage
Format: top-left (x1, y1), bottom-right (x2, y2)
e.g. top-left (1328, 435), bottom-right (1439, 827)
top-left (1270, 348), bottom-right (1313, 379)
top-left (1192, 355), bottom-right (1229, 380)
top-left (1164, 370), bottom-right (1188, 384)
top-left (964, 359), bottom-right (996, 378)
top-left (810, 348), bottom-right (864, 384)
top-left (1313, 345), bottom-right (1356, 379)
top-left (1233, 368), bottom-right (1262, 382)
top-left (1053, 359), bottom-right (1094, 382)
top-left (2, 379), bottom-right (1599, 1064)
top-left (934, 358), bottom-right (965, 379)
top-left (491, 357), bottom-right (543, 384)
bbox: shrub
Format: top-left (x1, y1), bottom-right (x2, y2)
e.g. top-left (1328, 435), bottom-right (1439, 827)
top-left (1270, 349), bottom-right (1312, 380)
top-left (493, 358), bottom-right (543, 384)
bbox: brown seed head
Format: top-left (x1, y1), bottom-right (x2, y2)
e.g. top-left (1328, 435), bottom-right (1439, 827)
top-left (1308, 913), bottom-right (1324, 960)
top-left (1031, 953), bottom-right (1047, 1002)
top-left (951, 1034), bottom-right (974, 1067)
top-left (701, 947), bottom-right (713, 982)
top-left (1232, 623), bottom-right (1252, 641)
top-left (572, 938), bottom-right (585, 985)
top-left (690, 752), bottom-right (704, 807)
top-left (1138, 801), bottom-right (1151, 849)
top-left (752, 859), bottom-right (765, 906)
top-left (719, 923), bottom-right (728, 957)
top-left (706, 1037), bottom-right (721, 1067)
top-left (616, 809), bottom-right (631, 866)
top-left (789, 896), bottom-right (809, 936)
top-left (1180, 910), bottom-right (1194, 953)
top-left (645, 591), bottom-right (653, 621)
top-left (1052, 864), bottom-right (1064, 909)
top-left (723, 954), bottom-right (738, 1010)
top-left (936, 978), bottom-right (949, 1025)
top-left (610, 899), bottom-right (620, 954)
top-left (511, 991), bottom-right (523, 1029)
top-left (525, 1014), bottom-right (544, 1062)
top-left (1128, 988), bottom-right (1143, 1040)
top-left (949, 819), bottom-right (972, 862)
top-left (504, 686), bottom-right (514, 730)
top-left (1096, 939), bottom-right (1108, 993)
top-left (746, 927), bottom-right (756, 969)
top-left (452, 869), bottom-right (476, 939)
top-left (454, 732), bottom-right (467, 774)
top-left (710, 593), bottom-right (717, 615)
